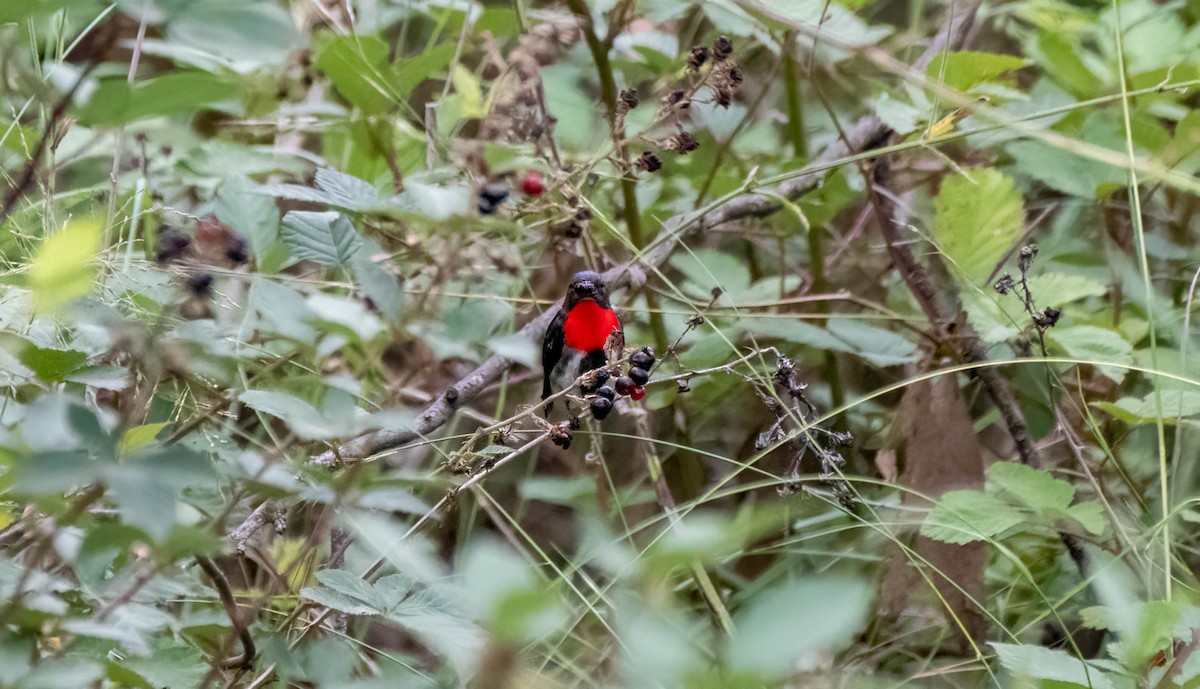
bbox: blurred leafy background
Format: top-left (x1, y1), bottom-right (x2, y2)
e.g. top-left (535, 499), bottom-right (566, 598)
top-left (3, 0), bottom-right (1200, 687)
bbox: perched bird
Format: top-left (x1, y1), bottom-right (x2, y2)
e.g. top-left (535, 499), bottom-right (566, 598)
top-left (542, 271), bottom-right (623, 408)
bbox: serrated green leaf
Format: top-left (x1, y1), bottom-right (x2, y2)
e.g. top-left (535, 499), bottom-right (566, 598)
top-left (1007, 139), bottom-right (1127, 198)
top-left (300, 585), bottom-right (382, 616)
top-left (926, 51), bottom-right (1026, 93)
top-left (827, 318), bottom-right (921, 367)
top-left (315, 34), bottom-right (394, 114)
top-left (352, 238), bottom-right (405, 325)
top-left (746, 318), bottom-right (852, 353)
top-left (1047, 325), bottom-right (1132, 384)
top-left (215, 177), bottom-right (280, 257)
top-left (281, 211), bottom-right (363, 267)
top-left (932, 169), bottom-right (1024, 287)
top-left (990, 642), bottom-right (1114, 689)
top-left (1067, 501), bottom-right (1106, 535)
top-left (987, 462), bottom-right (1075, 512)
top-left (921, 490), bottom-right (1027, 544)
top-left (18, 343), bottom-right (87, 382)
top-left (239, 390), bottom-right (342, 440)
top-left (1095, 390), bottom-right (1200, 425)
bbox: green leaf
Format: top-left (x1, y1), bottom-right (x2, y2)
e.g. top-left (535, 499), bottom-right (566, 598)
top-left (932, 168), bottom-right (1024, 287)
top-left (314, 34), bottom-right (394, 114)
top-left (29, 219), bottom-right (101, 312)
top-left (300, 570), bottom-right (385, 616)
top-left (987, 462), bottom-right (1075, 513)
top-left (671, 249), bottom-right (751, 300)
top-left (926, 51), bottom-right (1026, 93)
top-left (451, 65), bottom-right (485, 119)
top-left (167, 2), bottom-right (298, 71)
top-left (14, 451), bottom-right (102, 496)
top-left (728, 577), bottom-right (873, 678)
top-left (921, 490), bottom-right (1027, 544)
top-left (990, 642), bottom-right (1114, 689)
top-left (281, 211), bottom-right (363, 267)
top-left (17, 658), bottom-right (103, 689)
top-left (1068, 501), bottom-right (1107, 535)
top-left (107, 449), bottom-right (216, 541)
top-left (239, 390), bottom-right (342, 440)
top-left (77, 72), bottom-right (238, 126)
top-left (1046, 325), bottom-right (1133, 384)
top-left (215, 177), bottom-right (280, 258)
top-left (747, 319), bottom-right (851, 353)
top-left (262, 168), bottom-right (384, 213)
top-left (827, 318), bottom-right (921, 367)
top-left (17, 343), bottom-right (88, 383)
top-left (352, 238), bottom-right (405, 325)
top-left (1007, 139), bottom-right (1127, 198)
top-left (118, 422), bottom-right (169, 458)
top-left (1095, 390), bottom-right (1200, 425)
top-left (393, 44), bottom-right (458, 101)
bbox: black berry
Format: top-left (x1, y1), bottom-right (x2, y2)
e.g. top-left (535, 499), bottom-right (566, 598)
top-left (631, 351), bottom-right (654, 369)
top-left (480, 182), bottom-right (510, 205)
top-left (593, 369), bottom-right (611, 386)
top-left (186, 273), bottom-right (214, 297)
top-left (595, 385), bottom-right (616, 401)
top-left (628, 367), bottom-right (649, 386)
top-left (225, 234), bottom-right (249, 265)
top-left (590, 397), bottom-right (613, 420)
top-left (155, 226), bottom-right (192, 264)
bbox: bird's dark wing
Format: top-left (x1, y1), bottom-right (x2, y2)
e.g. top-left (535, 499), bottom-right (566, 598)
top-left (541, 309), bottom-right (567, 399)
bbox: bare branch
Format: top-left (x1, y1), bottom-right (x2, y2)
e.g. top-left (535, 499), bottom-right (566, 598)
top-left (308, 1), bottom-right (980, 469)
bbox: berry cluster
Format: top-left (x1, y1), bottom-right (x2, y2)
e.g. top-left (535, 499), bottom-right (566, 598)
top-left (154, 218), bottom-right (250, 317)
top-left (581, 347), bottom-right (656, 421)
top-left (477, 170), bottom-right (545, 215)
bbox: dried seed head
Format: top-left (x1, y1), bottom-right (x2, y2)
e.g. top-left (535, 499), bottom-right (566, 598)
top-left (664, 89), bottom-right (690, 109)
top-left (666, 131), bottom-right (700, 154)
top-left (688, 45), bottom-right (709, 71)
top-left (715, 87), bottom-right (733, 108)
top-left (994, 273), bottom-right (1015, 295)
top-left (635, 151), bottom-right (662, 172)
top-left (726, 64), bottom-right (744, 87)
top-left (1034, 306), bottom-right (1062, 329)
top-left (617, 88), bottom-right (639, 114)
top-left (1018, 244), bottom-right (1039, 273)
top-left (713, 35), bottom-right (733, 61)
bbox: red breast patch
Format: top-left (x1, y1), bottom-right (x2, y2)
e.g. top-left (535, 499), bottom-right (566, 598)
top-left (563, 301), bottom-right (619, 352)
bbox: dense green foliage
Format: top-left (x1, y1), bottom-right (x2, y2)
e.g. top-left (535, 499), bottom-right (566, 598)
top-left (3, 0), bottom-right (1200, 687)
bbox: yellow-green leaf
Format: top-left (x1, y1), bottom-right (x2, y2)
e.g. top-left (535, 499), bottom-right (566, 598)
top-left (29, 219), bottom-right (102, 312)
top-left (452, 65), bottom-right (485, 119)
top-left (932, 168), bottom-right (1024, 287)
top-left (119, 422), bottom-right (169, 458)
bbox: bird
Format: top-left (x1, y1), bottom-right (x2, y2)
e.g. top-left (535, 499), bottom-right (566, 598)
top-left (541, 270), bottom-right (624, 411)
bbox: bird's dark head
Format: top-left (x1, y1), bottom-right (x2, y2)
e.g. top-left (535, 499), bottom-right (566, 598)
top-left (564, 270), bottom-right (610, 309)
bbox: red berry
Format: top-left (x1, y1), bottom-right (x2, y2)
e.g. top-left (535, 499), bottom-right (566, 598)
top-left (614, 376), bottom-right (635, 396)
top-left (629, 385), bottom-right (645, 401)
top-left (522, 170), bottom-right (545, 196)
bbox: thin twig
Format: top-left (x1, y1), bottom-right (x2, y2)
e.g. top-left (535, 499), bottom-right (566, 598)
top-left (196, 555), bottom-right (257, 670)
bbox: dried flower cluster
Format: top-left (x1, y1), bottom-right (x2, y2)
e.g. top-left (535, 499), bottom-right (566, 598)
top-left (994, 244), bottom-right (1061, 351)
top-left (652, 35), bottom-right (744, 162)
